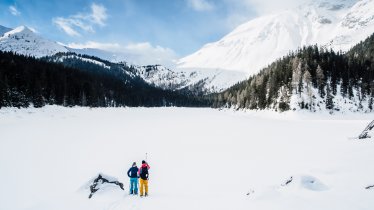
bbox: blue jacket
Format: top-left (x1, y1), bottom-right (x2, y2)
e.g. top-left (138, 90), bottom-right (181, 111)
top-left (127, 166), bottom-right (139, 178)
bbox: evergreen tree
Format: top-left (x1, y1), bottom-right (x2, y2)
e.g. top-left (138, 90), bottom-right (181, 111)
top-left (325, 81), bottom-right (334, 110)
top-left (316, 65), bottom-right (325, 97)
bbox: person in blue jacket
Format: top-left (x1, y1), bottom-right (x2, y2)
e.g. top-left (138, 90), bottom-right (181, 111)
top-left (127, 162), bottom-right (139, 195)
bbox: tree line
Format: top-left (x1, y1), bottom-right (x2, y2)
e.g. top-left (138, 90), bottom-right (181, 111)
top-left (0, 51), bottom-right (209, 108)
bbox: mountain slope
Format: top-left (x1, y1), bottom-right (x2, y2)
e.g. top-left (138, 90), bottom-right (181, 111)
top-left (0, 51), bottom-right (209, 108)
top-left (213, 32), bottom-right (374, 113)
top-left (0, 26), bottom-right (68, 58)
top-left (44, 52), bottom-right (246, 95)
top-left (135, 65), bottom-right (246, 94)
top-left (178, 0), bottom-right (374, 75)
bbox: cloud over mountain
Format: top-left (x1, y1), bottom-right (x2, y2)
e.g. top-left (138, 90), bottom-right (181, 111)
top-left (53, 3), bottom-right (107, 37)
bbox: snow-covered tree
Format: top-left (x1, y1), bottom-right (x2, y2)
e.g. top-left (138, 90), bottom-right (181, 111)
top-left (326, 81), bottom-right (334, 110)
top-left (292, 58), bottom-right (302, 94)
top-left (303, 69), bottom-right (313, 110)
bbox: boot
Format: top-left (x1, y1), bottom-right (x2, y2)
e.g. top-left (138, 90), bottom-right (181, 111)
top-left (145, 192), bottom-right (148, 197)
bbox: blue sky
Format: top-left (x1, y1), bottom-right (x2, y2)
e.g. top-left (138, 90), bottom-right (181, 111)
top-left (0, 0), bottom-right (303, 65)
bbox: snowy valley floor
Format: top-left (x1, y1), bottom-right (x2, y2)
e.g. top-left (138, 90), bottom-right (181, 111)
top-left (0, 107), bottom-right (374, 210)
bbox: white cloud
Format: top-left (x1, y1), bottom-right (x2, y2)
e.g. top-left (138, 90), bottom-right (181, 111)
top-left (124, 42), bottom-right (178, 66)
top-left (9, 6), bottom-right (21, 16)
top-left (53, 18), bottom-right (81, 36)
top-left (187, 0), bottom-right (214, 11)
top-left (90, 3), bottom-right (107, 26)
top-left (66, 41), bottom-right (178, 67)
top-left (53, 3), bottom-right (107, 36)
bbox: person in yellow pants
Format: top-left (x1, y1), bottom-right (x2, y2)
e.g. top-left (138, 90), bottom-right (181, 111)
top-left (139, 178), bottom-right (148, 196)
top-left (139, 160), bottom-right (150, 197)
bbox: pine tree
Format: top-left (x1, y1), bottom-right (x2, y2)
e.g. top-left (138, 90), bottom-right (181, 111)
top-left (0, 75), bottom-right (10, 107)
top-left (278, 86), bottom-right (290, 112)
top-left (303, 69), bottom-right (313, 110)
top-left (369, 97), bottom-right (373, 111)
top-left (326, 81), bottom-right (334, 110)
top-left (80, 91), bottom-right (87, 106)
top-left (316, 65), bottom-right (325, 97)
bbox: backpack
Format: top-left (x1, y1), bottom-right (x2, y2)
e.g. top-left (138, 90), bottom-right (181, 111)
top-left (140, 166), bottom-right (149, 180)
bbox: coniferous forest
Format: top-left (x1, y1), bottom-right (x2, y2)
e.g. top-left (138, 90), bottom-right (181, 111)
top-left (0, 51), bottom-right (209, 108)
top-left (213, 33), bottom-right (374, 112)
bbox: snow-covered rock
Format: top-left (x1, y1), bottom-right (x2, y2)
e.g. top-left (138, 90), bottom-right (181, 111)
top-left (0, 26), bottom-right (68, 58)
top-left (178, 0), bottom-right (374, 75)
top-left (358, 120), bottom-right (374, 139)
top-left (81, 174), bottom-right (124, 199)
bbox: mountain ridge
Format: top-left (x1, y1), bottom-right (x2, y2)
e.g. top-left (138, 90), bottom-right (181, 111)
top-left (0, 25), bottom-right (69, 58)
top-left (178, 0), bottom-right (374, 75)
top-left (0, 24), bottom-right (245, 94)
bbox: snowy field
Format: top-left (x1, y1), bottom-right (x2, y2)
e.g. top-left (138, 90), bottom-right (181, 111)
top-left (1, 106), bottom-right (374, 210)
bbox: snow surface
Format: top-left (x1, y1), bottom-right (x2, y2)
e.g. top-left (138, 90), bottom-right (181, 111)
top-left (177, 0), bottom-right (374, 75)
top-left (67, 47), bottom-right (124, 64)
top-left (54, 54), bottom-right (111, 69)
top-left (174, 67), bottom-right (247, 92)
top-left (0, 106), bottom-right (374, 210)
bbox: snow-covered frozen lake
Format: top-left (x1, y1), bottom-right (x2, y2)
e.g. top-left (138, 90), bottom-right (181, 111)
top-left (0, 106), bottom-right (374, 210)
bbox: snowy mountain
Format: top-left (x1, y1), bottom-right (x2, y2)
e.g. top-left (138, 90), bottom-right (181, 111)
top-left (46, 52), bottom-right (245, 94)
top-left (0, 25), bottom-right (243, 93)
top-left (67, 50), bottom-right (245, 94)
top-left (0, 26), bottom-right (68, 57)
top-left (178, 0), bottom-right (374, 75)
top-left (0, 25), bottom-right (128, 62)
top-left (135, 65), bottom-right (245, 93)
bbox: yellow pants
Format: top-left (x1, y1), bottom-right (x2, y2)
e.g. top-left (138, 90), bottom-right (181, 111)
top-left (139, 179), bottom-right (148, 196)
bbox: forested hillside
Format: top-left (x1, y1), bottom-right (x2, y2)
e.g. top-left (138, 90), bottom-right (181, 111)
top-left (213, 33), bottom-right (374, 112)
top-left (0, 51), bottom-right (209, 108)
